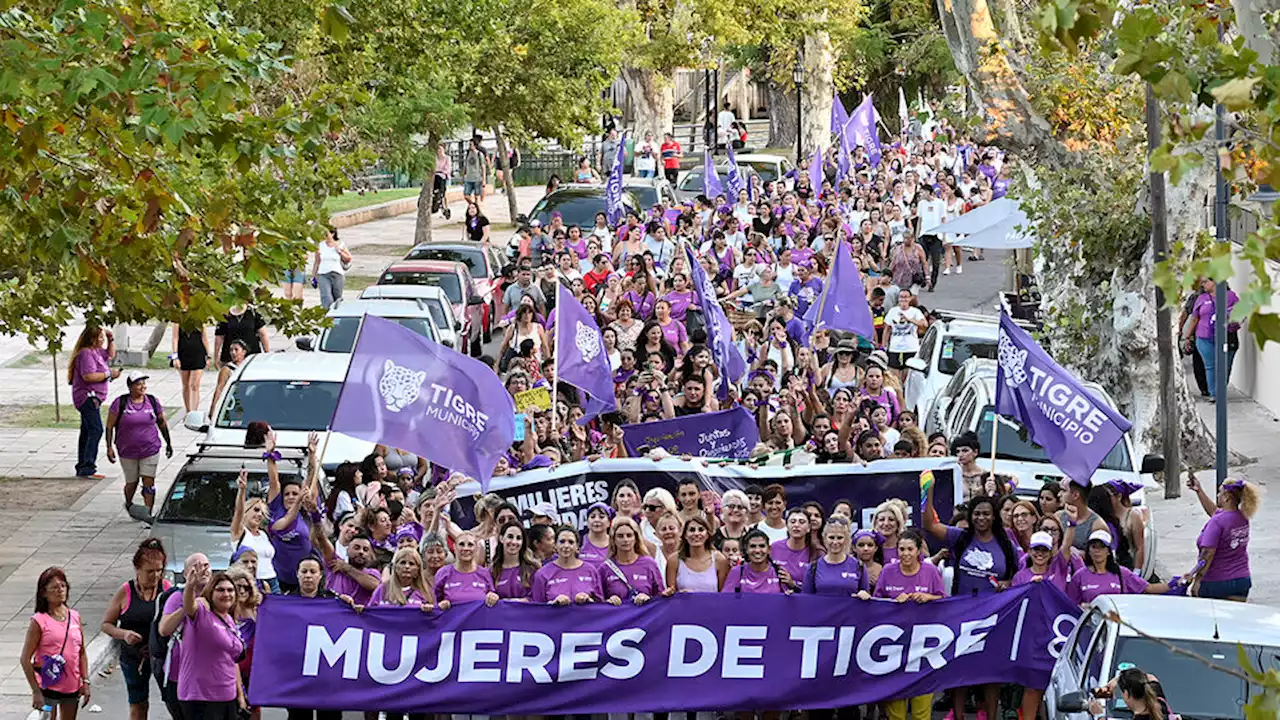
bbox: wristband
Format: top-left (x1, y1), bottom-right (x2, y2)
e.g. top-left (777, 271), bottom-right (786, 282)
top-left (262, 450), bottom-right (282, 461)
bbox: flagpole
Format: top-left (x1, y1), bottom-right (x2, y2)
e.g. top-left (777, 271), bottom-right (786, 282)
top-left (988, 413), bottom-right (1000, 480)
top-left (552, 285), bottom-right (561, 436)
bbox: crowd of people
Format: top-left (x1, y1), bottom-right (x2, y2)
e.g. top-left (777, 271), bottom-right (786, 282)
top-left (37, 120), bottom-right (1264, 720)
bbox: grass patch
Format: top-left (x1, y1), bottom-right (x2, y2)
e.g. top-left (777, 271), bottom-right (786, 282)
top-left (344, 274), bottom-right (380, 292)
top-left (5, 351), bottom-right (47, 368)
top-left (146, 353), bottom-right (173, 370)
top-left (324, 188), bottom-right (420, 215)
top-left (353, 243), bottom-right (414, 257)
top-left (0, 404), bottom-right (81, 429)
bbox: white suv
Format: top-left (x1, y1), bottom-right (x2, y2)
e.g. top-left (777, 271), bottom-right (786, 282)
top-left (295, 297), bottom-right (447, 353)
top-left (903, 312), bottom-right (1001, 420)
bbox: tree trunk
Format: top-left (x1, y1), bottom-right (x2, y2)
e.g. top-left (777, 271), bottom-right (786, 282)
top-left (994, 0), bottom-right (1028, 51)
top-left (1231, 0), bottom-right (1277, 65)
top-left (414, 131), bottom-right (441, 245)
top-left (800, 31), bottom-right (836, 162)
top-left (767, 80), bottom-right (798, 158)
top-left (493, 126), bottom-right (519, 224)
top-left (621, 66), bottom-right (675, 140)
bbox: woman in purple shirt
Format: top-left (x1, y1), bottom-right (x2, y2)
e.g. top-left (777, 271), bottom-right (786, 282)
top-left (105, 371), bottom-right (172, 517)
top-left (1067, 530), bottom-right (1171, 606)
top-left (177, 569), bottom-right (246, 717)
top-left (802, 516), bottom-right (871, 598)
top-left (603, 517), bottom-right (664, 605)
top-left (68, 325), bottom-right (119, 479)
top-left (434, 531), bottom-right (498, 609)
top-left (580, 503), bottom-right (614, 567)
top-left (489, 521), bottom-right (539, 600)
top-left (771, 508), bottom-right (818, 592)
top-left (1184, 475), bottom-right (1259, 600)
top-left (874, 530), bottom-right (943, 720)
top-left (722, 529), bottom-right (791, 594)
top-left (662, 273), bottom-right (698, 323)
top-left (368, 547), bottom-right (436, 608)
top-left (1183, 277), bottom-right (1239, 400)
top-left (531, 526), bottom-right (604, 605)
top-left (654, 300), bottom-right (690, 357)
top-left (263, 430), bottom-right (322, 593)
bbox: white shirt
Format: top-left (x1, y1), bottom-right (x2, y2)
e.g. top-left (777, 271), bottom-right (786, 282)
top-left (753, 521), bottom-right (788, 544)
top-left (918, 198), bottom-right (946, 234)
top-left (733, 262), bottom-right (761, 290)
top-left (635, 140), bottom-right (657, 173)
top-left (884, 306), bottom-right (925, 354)
top-left (316, 240), bottom-right (348, 276)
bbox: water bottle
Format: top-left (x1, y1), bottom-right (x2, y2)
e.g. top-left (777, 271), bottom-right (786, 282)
top-left (39, 705), bottom-right (53, 720)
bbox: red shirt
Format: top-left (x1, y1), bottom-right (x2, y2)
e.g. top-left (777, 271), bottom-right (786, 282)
top-left (584, 268), bottom-right (611, 293)
top-left (661, 140), bottom-right (682, 169)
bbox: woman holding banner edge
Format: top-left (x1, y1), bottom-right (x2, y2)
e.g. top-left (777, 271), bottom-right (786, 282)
top-left (874, 529), bottom-right (945, 720)
top-left (531, 526), bottom-right (604, 605)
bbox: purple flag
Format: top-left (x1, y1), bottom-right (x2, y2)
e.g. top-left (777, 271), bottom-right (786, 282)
top-left (684, 245), bottom-right (745, 394)
top-left (605, 133), bottom-right (627, 226)
top-left (724, 143), bottom-right (745, 200)
top-left (994, 314), bottom-right (1133, 484)
top-left (836, 127), bottom-right (852, 181)
top-left (329, 315), bottom-right (515, 489)
top-left (248, 585), bottom-right (1079, 714)
top-left (621, 406), bottom-right (758, 458)
top-left (701, 149), bottom-right (724, 199)
top-left (555, 284), bottom-right (617, 422)
top-left (804, 238), bottom-right (874, 339)
top-left (848, 96), bottom-right (882, 167)
top-left (831, 93), bottom-right (849, 135)
top-left (807, 149), bottom-right (823, 195)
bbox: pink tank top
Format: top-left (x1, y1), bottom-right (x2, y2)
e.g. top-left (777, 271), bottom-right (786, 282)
top-left (32, 609), bottom-right (83, 693)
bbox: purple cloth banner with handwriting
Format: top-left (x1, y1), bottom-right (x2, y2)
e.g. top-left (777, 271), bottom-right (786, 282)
top-left (249, 585), bottom-right (1080, 714)
top-left (620, 406), bottom-right (758, 459)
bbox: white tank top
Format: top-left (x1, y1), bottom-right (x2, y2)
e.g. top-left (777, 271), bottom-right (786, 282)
top-left (236, 527), bottom-right (278, 580)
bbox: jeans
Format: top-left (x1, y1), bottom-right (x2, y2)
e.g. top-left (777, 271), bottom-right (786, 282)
top-left (76, 396), bottom-right (103, 476)
top-left (1196, 337), bottom-right (1237, 398)
top-left (636, 169), bottom-right (656, 178)
top-left (921, 235), bottom-right (943, 288)
top-left (317, 272), bottom-right (344, 309)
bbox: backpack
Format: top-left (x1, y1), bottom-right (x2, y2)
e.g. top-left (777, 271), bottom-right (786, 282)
top-left (113, 393), bottom-right (161, 419)
top-left (148, 586), bottom-right (182, 684)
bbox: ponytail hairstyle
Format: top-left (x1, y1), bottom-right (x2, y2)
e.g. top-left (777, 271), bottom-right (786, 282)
top-left (1088, 486), bottom-right (1134, 568)
top-left (1117, 668), bottom-right (1164, 720)
top-left (1224, 478), bottom-right (1263, 520)
top-left (785, 507), bottom-right (818, 561)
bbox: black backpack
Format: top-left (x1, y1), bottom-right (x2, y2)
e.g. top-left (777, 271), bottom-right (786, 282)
top-left (112, 393), bottom-right (162, 418)
top-left (148, 586), bottom-right (182, 684)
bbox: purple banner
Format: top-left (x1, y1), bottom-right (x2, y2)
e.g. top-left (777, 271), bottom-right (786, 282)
top-left (249, 585), bottom-right (1080, 714)
top-left (605, 133), bottom-right (627, 226)
top-left (621, 407), bottom-right (758, 459)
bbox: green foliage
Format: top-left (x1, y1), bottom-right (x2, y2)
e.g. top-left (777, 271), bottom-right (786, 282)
top-left (0, 0), bottom-right (359, 350)
top-left (732, 0), bottom-right (868, 90)
top-left (838, 0), bottom-right (957, 99)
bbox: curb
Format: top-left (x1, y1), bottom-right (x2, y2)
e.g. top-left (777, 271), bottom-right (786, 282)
top-left (23, 632), bottom-right (117, 720)
top-left (329, 187), bottom-right (484, 229)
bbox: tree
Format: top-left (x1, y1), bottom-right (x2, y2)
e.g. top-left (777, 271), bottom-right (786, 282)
top-left (0, 0), bottom-right (357, 352)
top-left (931, 0), bottom-right (1216, 463)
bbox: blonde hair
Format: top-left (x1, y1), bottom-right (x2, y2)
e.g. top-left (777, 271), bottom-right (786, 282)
top-left (1238, 480), bottom-right (1263, 520)
top-left (224, 566), bottom-right (262, 610)
top-left (383, 547), bottom-right (435, 606)
top-left (474, 493), bottom-right (506, 526)
top-left (874, 498), bottom-right (909, 534)
top-left (900, 427), bottom-right (928, 457)
top-left (609, 516), bottom-right (650, 557)
top-left (642, 487), bottom-right (677, 514)
top-left (244, 497), bottom-right (268, 526)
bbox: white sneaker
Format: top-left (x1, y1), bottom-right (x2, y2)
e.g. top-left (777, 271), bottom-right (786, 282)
top-left (956, 265), bottom-right (963, 274)
top-left (943, 267), bottom-right (951, 275)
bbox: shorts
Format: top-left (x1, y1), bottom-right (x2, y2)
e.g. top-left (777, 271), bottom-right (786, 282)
top-left (283, 268), bottom-right (305, 284)
top-left (1199, 576), bottom-right (1251, 599)
top-left (122, 453), bottom-right (160, 484)
top-left (464, 180), bottom-right (482, 196)
top-left (40, 688), bottom-right (79, 702)
top-left (120, 653), bottom-right (151, 705)
top-left (888, 351), bottom-right (913, 369)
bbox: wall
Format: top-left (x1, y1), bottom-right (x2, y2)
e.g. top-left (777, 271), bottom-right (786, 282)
top-left (1227, 201), bottom-right (1280, 418)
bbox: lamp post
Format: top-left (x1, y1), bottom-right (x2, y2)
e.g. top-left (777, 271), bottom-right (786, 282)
top-left (793, 51), bottom-right (804, 165)
top-left (1213, 22), bottom-right (1228, 491)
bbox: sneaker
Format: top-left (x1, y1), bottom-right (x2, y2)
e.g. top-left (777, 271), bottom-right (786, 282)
top-left (76, 473), bottom-right (105, 480)
top-left (956, 266), bottom-right (963, 275)
top-left (943, 267), bottom-right (951, 275)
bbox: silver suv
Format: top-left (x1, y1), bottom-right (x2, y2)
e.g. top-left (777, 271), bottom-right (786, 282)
top-left (295, 297), bottom-right (446, 353)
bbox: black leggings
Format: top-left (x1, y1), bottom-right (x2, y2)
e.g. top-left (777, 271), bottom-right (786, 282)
top-left (287, 710), bottom-right (343, 720)
top-left (179, 700), bottom-right (237, 720)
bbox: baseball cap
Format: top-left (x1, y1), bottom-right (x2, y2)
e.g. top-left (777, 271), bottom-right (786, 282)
top-left (867, 350), bottom-right (889, 370)
top-left (1087, 529), bottom-right (1113, 546)
top-left (126, 370), bottom-right (149, 385)
top-left (529, 501), bottom-right (557, 519)
top-left (529, 219), bottom-right (542, 227)
top-left (1029, 531), bottom-right (1053, 550)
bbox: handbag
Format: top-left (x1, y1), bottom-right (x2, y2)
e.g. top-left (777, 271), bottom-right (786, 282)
top-left (37, 612), bottom-right (72, 688)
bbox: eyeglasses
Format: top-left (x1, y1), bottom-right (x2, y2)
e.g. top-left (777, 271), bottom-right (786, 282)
top-left (235, 584), bottom-right (252, 593)
top-left (724, 503), bottom-right (746, 511)
top-left (1012, 511), bottom-right (1034, 520)
top-left (643, 504), bottom-right (662, 512)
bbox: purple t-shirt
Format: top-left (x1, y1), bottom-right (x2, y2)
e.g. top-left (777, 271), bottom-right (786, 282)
top-left (112, 395), bottom-right (162, 459)
top-left (579, 537), bottom-right (611, 567)
top-left (433, 565), bottom-right (495, 604)
top-left (1198, 509), bottom-right (1250, 582)
top-left (267, 495), bottom-right (314, 587)
top-left (802, 556), bottom-right (869, 596)
top-left (367, 583), bottom-right (432, 607)
top-left (531, 562), bottom-right (603, 604)
top-left (720, 563), bottom-right (784, 594)
top-left (178, 603), bottom-right (243, 702)
top-left (1012, 553), bottom-right (1072, 594)
top-left (659, 318), bottom-right (688, 349)
top-left (771, 540), bottom-right (815, 585)
top-left (71, 347), bottom-right (109, 408)
top-left (789, 276), bottom-right (824, 315)
top-left (874, 562), bottom-right (946, 599)
top-left (1068, 566), bottom-right (1149, 605)
top-left (1192, 290), bottom-right (1240, 339)
top-left (943, 526), bottom-right (1017, 596)
top-left (494, 565), bottom-right (531, 600)
top-left (326, 567), bottom-right (380, 605)
top-left (663, 291), bottom-right (697, 322)
top-left (602, 556), bottom-right (665, 599)
top-left (881, 545), bottom-right (900, 565)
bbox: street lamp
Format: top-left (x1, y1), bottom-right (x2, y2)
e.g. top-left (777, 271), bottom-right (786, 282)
top-left (793, 51), bottom-right (804, 165)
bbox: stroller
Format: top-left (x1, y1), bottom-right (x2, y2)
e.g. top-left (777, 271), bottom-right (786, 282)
top-left (431, 171), bottom-right (451, 219)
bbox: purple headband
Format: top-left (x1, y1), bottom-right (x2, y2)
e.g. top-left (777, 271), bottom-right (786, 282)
top-left (748, 368), bottom-right (776, 385)
top-left (587, 502), bottom-right (616, 519)
top-left (1105, 479), bottom-right (1144, 497)
top-left (1223, 478), bottom-right (1246, 492)
top-left (394, 522), bottom-right (424, 544)
top-left (853, 529), bottom-right (883, 546)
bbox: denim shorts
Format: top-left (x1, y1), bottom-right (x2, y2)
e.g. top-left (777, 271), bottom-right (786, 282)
top-left (1200, 576), bottom-right (1251, 599)
top-left (283, 268), bottom-right (305, 284)
top-left (464, 180), bottom-right (482, 196)
top-left (120, 654), bottom-right (151, 705)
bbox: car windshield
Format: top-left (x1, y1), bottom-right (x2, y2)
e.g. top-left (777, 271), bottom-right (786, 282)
top-left (404, 247), bottom-right (490, 278)
top-left (319, 316), bottom-right (434, 352)
top-left (626, 185), bottom-right (659, 208)
top-left (938, 336), bottom-right (999, 375)
top-left (977, 407), bottom-right (1132, 471)
top-left (216, 380), bottom-right (342, 431)
top-left (156, 468), bottom-right (291, 525)
top-left (379, 271), bottom-right (463, 303)
top-left (742, 161), bottom-right (779, 183)
top-left (679, 170), bottom-right (730, 191)
top-left (530, 193), bottom-right (634, 228)
top-left (1109, 637), bottom-right (1280, 719)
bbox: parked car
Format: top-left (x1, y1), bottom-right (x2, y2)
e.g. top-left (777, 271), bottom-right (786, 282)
top-left (377, 259), bottom-right (484, 355)
top-left (402, 242), bottom-right (506, 341)
top-left (182, 352), bottom-right (371, 471)
top-left (623, 177), bottom-right (679, 210)
top-left (295, 297), bottom-right (445, 353)
top-left (733, 153), bottom-right (794, 187)
top-left (929, 357), bottom-right (1164, 577)
top-left (149, 446), bottom-right (309, 579)
top-left (674, 164), bottom-right (761, 203)
top-left (1047, 595), bottom-right (1280, 720)
top-left (357, 285), bottom-right (460, 350)
top-left (904, 312), bottom-right (1001, 420)
top-left (520, 185), bottom-right (642, 229)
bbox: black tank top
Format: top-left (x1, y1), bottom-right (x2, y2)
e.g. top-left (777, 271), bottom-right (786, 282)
top-left (117, 580), bottom-right (163, 661)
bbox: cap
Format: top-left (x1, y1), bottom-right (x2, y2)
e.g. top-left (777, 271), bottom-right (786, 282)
top-left (529, 219), bottom-right (542, 227)
top-left (835, 338), bottom-right (858, 353)
top-left (126, 370), bottom-right (149, 385)
top-left (529, 501), bottom-right (557, 519)
top-left (586, 501), bottom-right (615, 519)
top-left (1087, 529), bottom-right (1113, 546)
top-left (1029, 531), bottom-right (1053, 550)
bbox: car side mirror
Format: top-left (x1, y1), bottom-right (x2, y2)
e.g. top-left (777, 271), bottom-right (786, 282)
top-left (183, 411), bottom-right (209, 434)
top-left (515, 213), bottom-right (529, 225)
top-left (295, 337), bottom-right (314, 352)
top-left (1140, 453), bottom-right (1165, 475)
top-left (467, 295), bottom-right (484, 306)
top-left (1056, 691), bottom-right (1088, 713)
top-left (904, 357), bottom-right (928, 373)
